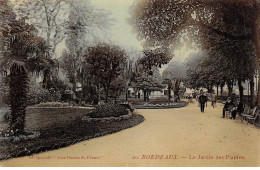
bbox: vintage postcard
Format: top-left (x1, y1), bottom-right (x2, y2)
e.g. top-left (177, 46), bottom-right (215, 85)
top-left (0, 0), bottom-right (260, 167)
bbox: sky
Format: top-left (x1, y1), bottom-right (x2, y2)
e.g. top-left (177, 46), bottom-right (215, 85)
top-left (90, 0), bottom-right (142, 50)
top-left (90, 0), bottom-right (199, 74)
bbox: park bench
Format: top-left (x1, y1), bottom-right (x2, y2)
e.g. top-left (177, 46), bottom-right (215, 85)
top-left (241, 106), bottom-right (257, 123)
top-left (254, 121), bottom-right (260, 128)
top-left (240, 106), bottom-right (250, 122)
top-left (245, 109), bottom-right (259, 125)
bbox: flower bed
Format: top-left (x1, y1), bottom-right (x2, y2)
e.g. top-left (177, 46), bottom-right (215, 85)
top-left (135, 101), bottom-right (188, 109)
top-left (82, 110), bottom-right (132, 123)
top-left (87, 104), bottom-right (128, 118)
top-left (0, 131), bottom-right (40, 142)
top-left (143, 103), bottom-right (177, 106)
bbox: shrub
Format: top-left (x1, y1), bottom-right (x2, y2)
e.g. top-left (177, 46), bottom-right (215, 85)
top-left (27, 87), bottom-right (61, 105)
top-left (27, 79), bottom-right (61, 106)
top-left (88, 104), bottom-right (128, 118)
top-left (60, 89), bottom-right (76, 102)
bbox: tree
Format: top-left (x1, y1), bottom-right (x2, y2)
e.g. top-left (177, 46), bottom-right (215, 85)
top-left (129, 0), bottom-right (260, 106)
top-left (12, 0), bottom-right (70, 89)
top-left (138, 48), bottom-right (172, 71)
top-left (109, 76), bottom-right (128, 104)
top-left (59, 50), bottom-right (79, 91)
top-left (122, 48), bottom-right (143, 102)
top-left (12, 0), bottom-right (68, 56)
top-left (185, 41), bottom-right (257, 105)
top-left (0, 2), bottom-right (50, 135)
top-left (208, 39), bottom-right (257, 105)
top-left (132, 67), bottom-right (165, 101)
top-left (61, 0), bottom-right (113, 91)
top-left (162, 61), bottom-right (187, 101)
top-left (86, 43), bottom-right (127, 102)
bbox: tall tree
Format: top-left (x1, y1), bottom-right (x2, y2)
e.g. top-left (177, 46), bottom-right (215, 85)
top-left (62, 0), bottom-right (113, 90)
top-left (162, 61), bottom-right (187, 101)
top-left (12, 0), bottom-right (68, 56)
top-left (129, 0), bottom-right (260, 106)
top-left (0, 2), bottom-right (50, 135)
top-left (11, 0), bottom-right (69, 89)
top-left (138, 48), bottom-right (172, 71)
top-left (86, 43), bottom-right (127, 102)
top-left (132, 67), bottom-right (165, 101)
top-left (185, 41), bottom-right (257, 104)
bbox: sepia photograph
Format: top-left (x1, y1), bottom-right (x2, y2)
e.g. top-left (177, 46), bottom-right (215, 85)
top-left (0, 0), bottom-right (260, 167)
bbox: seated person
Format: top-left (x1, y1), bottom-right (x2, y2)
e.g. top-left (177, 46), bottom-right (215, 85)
top-left (231, 99), bottom-right (244, 119)
top-left (222, 97), bottom-right (234, 118)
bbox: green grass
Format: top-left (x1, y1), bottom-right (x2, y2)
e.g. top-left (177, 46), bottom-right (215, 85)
top-left (0, 107), bottom-right (144, 160)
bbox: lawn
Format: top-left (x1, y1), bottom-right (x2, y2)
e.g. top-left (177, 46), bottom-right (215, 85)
top-left (0, 107), bottom-right (144, 160)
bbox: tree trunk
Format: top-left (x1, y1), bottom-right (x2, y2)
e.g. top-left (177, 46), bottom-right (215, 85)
top-left (217, 85), bottom-right (219, 97)
top-left (125, 88), bottom-right (128, 102)
top-left (238, 79), bottom-right (244, 103)
top-left (104, 81), bottom-right (111, 103)
top-left (252, 16), bottom-right (260, 107)
top-left (42, 69), bottom-right (51, 89)
top-left (98, 81), bottom-right (101, 101)
top-left (168, 85), bottom-right (171, 100)
top-left (250, 74), bottom-right (255, 108)
top-left (220, 84), bottom-right (223, 96)
top-left (207, 85), bottom-right (210, 93)
top-left (105, 89), bottom-right (109, 103)
top-left (227, 82), bottom-right (232, 96)
top-left (9, 64), bottom-right (28, 135)
top-left (143, 90), bottom-right (146, 101)
top-left (174, 79), bottom-right (181, 100)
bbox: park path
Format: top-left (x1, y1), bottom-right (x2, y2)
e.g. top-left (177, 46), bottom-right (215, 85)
top-left (1, 101), bottom-right (260, 167)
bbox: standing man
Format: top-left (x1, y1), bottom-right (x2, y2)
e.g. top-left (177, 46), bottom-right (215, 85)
top-left (211, 92), bottom-right (217, 108)
top-left (199, 92), bottom-right (208, 113)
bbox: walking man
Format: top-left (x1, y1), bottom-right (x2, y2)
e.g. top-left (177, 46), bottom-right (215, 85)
top-left (199, 92), bottom-right (208, 113)
top-left (211, 92), bottom-right (217, 108)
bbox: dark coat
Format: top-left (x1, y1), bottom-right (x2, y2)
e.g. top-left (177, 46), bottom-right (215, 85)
top-left (199, 95), bottom-right (208, 104)
top-left (224, 101), bottom-right (234, 109)
top-left (237, 102), bottom-right (244, 113)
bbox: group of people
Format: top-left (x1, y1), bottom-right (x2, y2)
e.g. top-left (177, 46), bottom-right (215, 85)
top-left (196, 90), bottom-right (217, 113)
top-left (222, 97), bottom-right (244, 119)
top-left (196, 89), bottom-right (244, 119)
